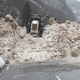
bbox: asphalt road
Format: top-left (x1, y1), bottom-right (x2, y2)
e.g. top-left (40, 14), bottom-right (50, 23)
top-left (0, 60), bottom-right (80, 80)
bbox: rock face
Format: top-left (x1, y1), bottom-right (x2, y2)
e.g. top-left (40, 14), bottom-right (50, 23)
top-left (0, 15), bottom-right (80, 64)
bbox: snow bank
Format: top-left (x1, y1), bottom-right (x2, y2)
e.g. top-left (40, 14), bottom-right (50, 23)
top-left (0, 14), bottom-right (80, 64)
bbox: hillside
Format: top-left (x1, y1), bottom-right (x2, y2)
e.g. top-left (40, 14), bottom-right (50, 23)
top-left (11, 0), bottom-right (77, 23)
top-left (0, 0), bottom-right (21, 24)
top-left (0, 0), bottom-right (77, 25)
top-left (66, 0), bottom-right (80, 22)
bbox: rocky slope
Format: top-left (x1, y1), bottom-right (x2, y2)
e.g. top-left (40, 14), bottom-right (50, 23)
top-left (0, 15), bottom-right (80, 64)
top-left (11, 0), bottom-right (76, 23)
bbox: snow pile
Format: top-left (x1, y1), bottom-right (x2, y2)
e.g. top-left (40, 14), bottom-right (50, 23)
top-left (49, 17), bottom-right (57, 24)
top-left (0, 14), bottom-right (21, 64)
top-left (43, 20), bottom-right (80, 58)
top-left (0, 57), bottom-right (5, 68)
top-left (0, 15), bottom-right (80, 64)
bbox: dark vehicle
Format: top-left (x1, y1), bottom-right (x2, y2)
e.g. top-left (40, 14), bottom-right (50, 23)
top-left (27, 14), bottom-right (44, 37)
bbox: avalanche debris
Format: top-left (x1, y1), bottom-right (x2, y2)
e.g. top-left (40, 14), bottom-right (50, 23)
top-left (49, 17), bottom-right (57, 24)
top-left (0, 14), bottom-right (80, 64)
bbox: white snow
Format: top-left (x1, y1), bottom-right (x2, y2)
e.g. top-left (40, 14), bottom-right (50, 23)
top-left (0, 57), bottom-right (5, 68)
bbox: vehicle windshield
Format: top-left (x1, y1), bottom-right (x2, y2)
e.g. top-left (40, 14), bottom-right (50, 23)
top-left (32, 24), bottom-right (37, 31)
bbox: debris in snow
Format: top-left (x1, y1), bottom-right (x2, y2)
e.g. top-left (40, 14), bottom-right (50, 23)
top-left (0, 15), bottom-right (80, 64)
top-left (49, 17), bottom-right (57, 24)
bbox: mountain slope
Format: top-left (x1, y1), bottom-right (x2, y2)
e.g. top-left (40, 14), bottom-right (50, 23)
top-left (0, 0), bottom-right (77, 25)
top-left (66, 0), bottom-right (80, 22)
top-left (0, 0), bottom-right (21, 24)
top-left (11, 0), bottom-right (76, 23)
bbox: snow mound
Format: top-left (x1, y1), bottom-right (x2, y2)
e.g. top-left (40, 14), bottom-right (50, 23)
top-left (0, 14), bottom-right (80, 64)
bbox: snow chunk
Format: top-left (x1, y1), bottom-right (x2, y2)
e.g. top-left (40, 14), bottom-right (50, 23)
top-left (5, 14), bottom-right (14, 22)
top-left (0, 57), bottom-right (5, 68)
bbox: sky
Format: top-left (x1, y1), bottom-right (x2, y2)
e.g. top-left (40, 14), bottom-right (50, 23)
top-left (66, 0), bottom-right (80, 2)
top-left (77, 0), bottom-right (80, 1)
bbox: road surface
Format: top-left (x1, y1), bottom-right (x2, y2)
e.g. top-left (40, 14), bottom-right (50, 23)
top-left (0, 59), bottom-right (80, 80)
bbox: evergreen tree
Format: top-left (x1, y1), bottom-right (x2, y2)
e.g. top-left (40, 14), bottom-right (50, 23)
top-left (21, 1), bottom-right (31, 27)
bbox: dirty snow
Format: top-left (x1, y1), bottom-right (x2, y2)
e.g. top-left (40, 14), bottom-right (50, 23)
top-left (0, 14), bottom-right (80, 64)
